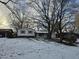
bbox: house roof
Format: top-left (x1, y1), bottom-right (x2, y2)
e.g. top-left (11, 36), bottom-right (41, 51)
top-left (18, 28), bottom-right (35, 31)
top-left (36, 30), bottom-right (48, 33)
top-left (0, 29), bottom-right (13, 33)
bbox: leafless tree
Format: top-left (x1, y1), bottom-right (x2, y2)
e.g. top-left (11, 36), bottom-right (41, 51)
top-left (9, 11), bottom-right (27, 31)
top-left (28, 0), bottom-right (75, 39)
top-left (0, 0), bottom-right (30, 31)
top-left (8, 0), bottom-right (30, 31)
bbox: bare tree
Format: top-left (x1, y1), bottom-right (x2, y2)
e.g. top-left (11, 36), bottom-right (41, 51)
top-left (8, 0), bottom-right (30, 31)
top-left (0, 0), bottom-right (36, 32)
top-left (28, 0), bottom-right (76, 39)
top-left (28, 0), bottom-right (57, 39)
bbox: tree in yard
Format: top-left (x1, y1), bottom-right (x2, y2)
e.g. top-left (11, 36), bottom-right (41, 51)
top-left (9, 0), bottom-right (29, 31)
top-left (0, 0), bottom-right (31, 31)
top-left (29, 0), bottom-right (59, 39)
top-left (28, 0), bottom-right (77, 39)
top-left (9, 0), bottom-right (37, 31)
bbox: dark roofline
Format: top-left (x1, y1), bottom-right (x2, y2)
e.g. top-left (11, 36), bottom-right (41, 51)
top-left (0, 29), bottom-right (13, 32)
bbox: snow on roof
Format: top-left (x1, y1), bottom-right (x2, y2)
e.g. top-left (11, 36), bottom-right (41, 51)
top-left (18, 28), bottom-right (35, 30)
top-left (36, 30), bottom-right (48, 33)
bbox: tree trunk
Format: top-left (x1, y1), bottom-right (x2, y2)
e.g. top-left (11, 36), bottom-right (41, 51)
top-left (59, 31), bottom-right (63, 43)
top-left (59, 1), bottom-right (63, 43)
top-left (59, 20), bottom-right (63, 43)
top-left (47, 31), bottom-right (52, 39)
top-left (47, 21), bottom-right (52, 39)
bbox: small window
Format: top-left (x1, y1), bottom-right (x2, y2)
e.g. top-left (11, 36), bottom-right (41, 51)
top-left (21, 30), bottom-right (25, 34)
top-left (28, 31), bottom-right (32, 33)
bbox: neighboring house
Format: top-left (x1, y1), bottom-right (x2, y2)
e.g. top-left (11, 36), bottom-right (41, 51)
top-left (35, 30), bottom-right (48, 38)
top-left (17, 28), bottom-right (35, 37)
top-left (35, 30), bottom-right (56, 38)
top-left (0, 29), bottom-right (13, 38)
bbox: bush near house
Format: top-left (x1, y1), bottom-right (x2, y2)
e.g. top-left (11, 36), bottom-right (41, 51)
top-left (74, 33), bottom-right (79, 38)
top-left (56, 32), bottom-right (77, 44)
top-left (7, 32), bottom-right (17, 38)
top-left (0, 29), bottom-right (14, 38)
top-left (0, 29), bottom-right (17, 38)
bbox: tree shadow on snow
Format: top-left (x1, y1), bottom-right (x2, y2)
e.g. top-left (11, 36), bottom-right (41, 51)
top-left (43, 38), bottom-right (77, 47)
top-left (59, 42), bottom-right (77, 46)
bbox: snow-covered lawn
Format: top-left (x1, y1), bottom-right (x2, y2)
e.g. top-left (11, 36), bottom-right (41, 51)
top-left (0, 38), bottom-right (79, 59)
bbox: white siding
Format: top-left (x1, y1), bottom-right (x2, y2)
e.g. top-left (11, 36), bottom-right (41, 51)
top-left (17, 29), bottom-right (35, 37)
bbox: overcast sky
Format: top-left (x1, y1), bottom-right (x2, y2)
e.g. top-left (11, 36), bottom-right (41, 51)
top-left (0, 1), bottom-right (10, 29)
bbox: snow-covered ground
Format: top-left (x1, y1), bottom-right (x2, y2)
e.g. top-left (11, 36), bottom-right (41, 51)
top-left (0, 38), bottom-right (79, 59)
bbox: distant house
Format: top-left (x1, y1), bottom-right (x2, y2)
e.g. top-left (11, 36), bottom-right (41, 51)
top-left (0, 29), bottom-right (13, 38)
top-left (35, 30), bottom-right (56, 38)
top-left (35, 30), bottom-right (48, 38)
top-left (17, 28), bottom-right (35, 37)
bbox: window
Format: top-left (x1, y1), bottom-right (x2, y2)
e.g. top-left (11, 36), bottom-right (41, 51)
top-left (28, 31), bottom-right (32, 33)
top-left (21, 30), bottom-right (25, 34)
